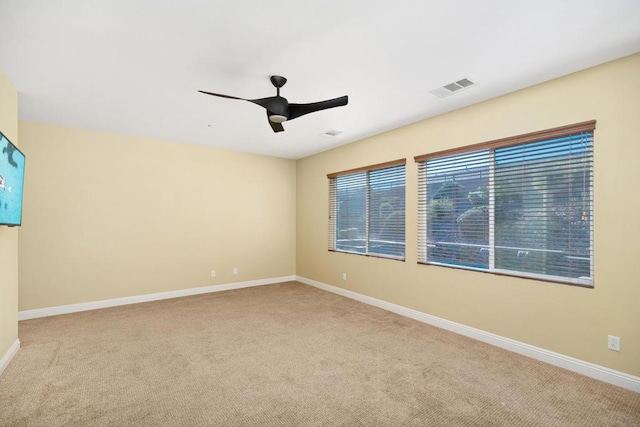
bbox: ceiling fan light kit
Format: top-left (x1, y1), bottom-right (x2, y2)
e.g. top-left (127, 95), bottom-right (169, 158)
top-left (269, 115), bottom-right (288, 123)
top-left (199, 75), bottom-right (348, 133)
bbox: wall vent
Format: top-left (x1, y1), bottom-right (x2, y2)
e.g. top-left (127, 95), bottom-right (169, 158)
top-left (430, 78), bottom-right (477, 98)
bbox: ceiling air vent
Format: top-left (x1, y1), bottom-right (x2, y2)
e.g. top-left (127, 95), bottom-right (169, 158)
top-left (429, 78), bottom-right (477, 98)
top-left (320, 129), bottom-right (343, 138)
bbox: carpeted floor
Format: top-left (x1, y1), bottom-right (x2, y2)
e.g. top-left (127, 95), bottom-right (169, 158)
top-left (0, 281), bottom-right (638, 426)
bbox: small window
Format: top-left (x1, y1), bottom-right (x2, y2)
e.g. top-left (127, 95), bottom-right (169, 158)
top-left (328, 159), bottom-right (406, 260)
top-left (415, 121), bottom-right (595, 286)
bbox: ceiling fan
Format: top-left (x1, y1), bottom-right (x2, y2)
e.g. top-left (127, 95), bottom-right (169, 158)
top-left (199, 76), bottom-right (348, 133)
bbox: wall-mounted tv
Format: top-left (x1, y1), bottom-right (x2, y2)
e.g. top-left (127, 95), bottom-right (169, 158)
top-left (0, 131), bottom-right (25, 227)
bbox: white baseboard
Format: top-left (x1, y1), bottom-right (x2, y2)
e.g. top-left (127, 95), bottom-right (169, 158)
top-left (18, 275), bottom-right (296, 321)
top-left (0, 339), bottom-right (20, 378)
top-left (296, 275), bottom-right (640, 393)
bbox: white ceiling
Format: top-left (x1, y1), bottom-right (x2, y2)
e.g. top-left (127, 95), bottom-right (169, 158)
top-left (1, 1), bottom-right (639, 159)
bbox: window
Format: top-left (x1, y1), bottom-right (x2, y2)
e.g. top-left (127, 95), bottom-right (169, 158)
top-left (328, 159), bottom-right (406, 260)
top-left (416, 121), bottom-right (595, 286)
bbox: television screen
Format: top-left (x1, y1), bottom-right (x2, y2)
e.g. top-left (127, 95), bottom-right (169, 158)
top-left (0, 131), bottom-right (25, 227)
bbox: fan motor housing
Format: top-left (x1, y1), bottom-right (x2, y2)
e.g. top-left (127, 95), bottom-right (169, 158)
top-left (266, 97), bottom-right (289, 117)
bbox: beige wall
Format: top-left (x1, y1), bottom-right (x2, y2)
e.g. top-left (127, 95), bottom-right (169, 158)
top-left (18, 123), bottom-right (296, 310)
top-left (0, 70), bottom-right (19, 359)
top-left (297, 53), bottom-right (640, 376)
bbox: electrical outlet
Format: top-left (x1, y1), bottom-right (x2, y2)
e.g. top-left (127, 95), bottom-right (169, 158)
top-left (211, 270), bottom-right (216, 278)
top-left (342, 273), bottom-right (347, 281)
top-left (233, 267), bottom-right (238, 275)
top-left (608, 335), bottom-right (620, 351)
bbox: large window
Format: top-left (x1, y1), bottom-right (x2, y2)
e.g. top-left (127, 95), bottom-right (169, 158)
top-left (328, 159), bottom-right (406, 260)
top-left (416, 121), bottom-right (595, 286)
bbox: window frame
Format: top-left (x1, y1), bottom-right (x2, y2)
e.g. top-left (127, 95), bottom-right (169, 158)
top-left (415, 120), bottom-right (596, 287)
top-left (328, 159), bottom-right (407, 261)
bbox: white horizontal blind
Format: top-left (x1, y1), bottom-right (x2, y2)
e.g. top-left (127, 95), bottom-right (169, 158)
top-left (494, 133), bottom-right (593, 283)
top-left (417, 161), bottom-right (428, 263)
top-left (328, 161), bottom-right (406, 260)
top-left (416, 121), bottom-right (594, 286)
top-left (330, 171), bottom-right (367, 254)
top-left (328, 178), bottom-right (338, 251)
top-left (422, 150), bottom-right (491, 269)
top-left (368, 166), bottom-right (406, 258)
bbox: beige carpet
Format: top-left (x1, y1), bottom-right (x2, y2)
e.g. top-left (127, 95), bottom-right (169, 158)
top-left (0, 281), bottom-right (638, 426)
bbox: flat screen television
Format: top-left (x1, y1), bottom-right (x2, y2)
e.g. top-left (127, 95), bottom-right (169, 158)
top-left (0, 131), bottom-right (25, 227)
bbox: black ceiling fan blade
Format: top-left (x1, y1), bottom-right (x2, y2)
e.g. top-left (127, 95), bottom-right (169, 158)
top-left (267, 113), bottom-right (284, 133)
top-left (288, 95), bottom-right (348, 121)
top-left (198, 90), bottom-right (246, 101)
top-left (249, 97), bottom-right (276, 110)
top-left (249, 96), bottom-right (289, 116)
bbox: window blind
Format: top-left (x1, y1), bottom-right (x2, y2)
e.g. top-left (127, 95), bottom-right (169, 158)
top-left (416, 121), bottom-right (595, 286)
top-left (328, 160), bottom-right (406, 260)
top-left (419, 150), bottom-right (491, 269)
top-left (493, 134), bottom-right (593, 281)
